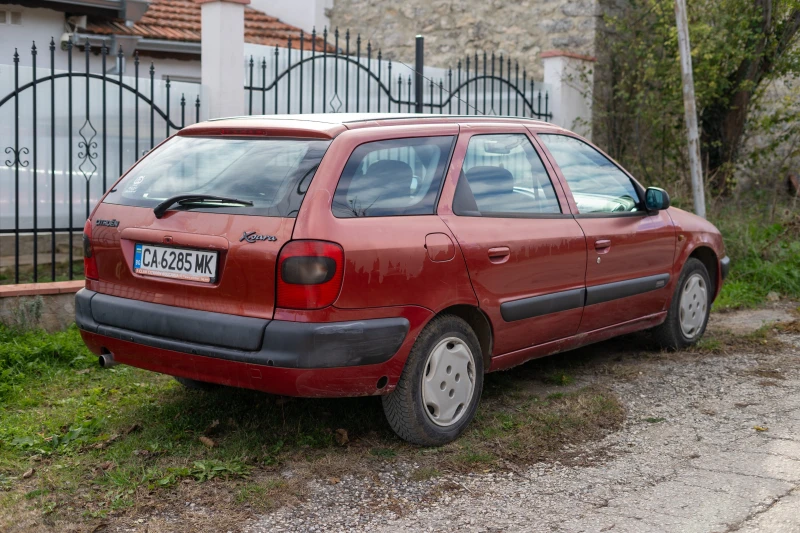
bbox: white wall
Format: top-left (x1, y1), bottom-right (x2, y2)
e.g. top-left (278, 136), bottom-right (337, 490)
top-left (543, 54), bottom-right (594, 137)
top-left (249, 0), bottom-right (331, 34)
top-left (0, 4), bottom-right (201, 81)
top-left (0, 4), bottom-right (68, 68)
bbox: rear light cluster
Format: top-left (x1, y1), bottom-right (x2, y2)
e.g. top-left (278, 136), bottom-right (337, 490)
top-left (276, 240), bottom-right (344, 309)
top-left (83, 219), bottom-right (99, 280)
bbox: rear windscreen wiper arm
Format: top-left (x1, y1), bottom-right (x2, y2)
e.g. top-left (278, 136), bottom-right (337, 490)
top-left (153, 194), bottom-right (254, 219)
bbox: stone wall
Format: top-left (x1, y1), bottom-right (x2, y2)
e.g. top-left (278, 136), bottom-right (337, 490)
top-left (327, 0), bottom-right (600, 78)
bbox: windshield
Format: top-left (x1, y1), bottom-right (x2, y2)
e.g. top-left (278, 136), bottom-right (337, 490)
top-left (103, 136), bottom-right (331, 217)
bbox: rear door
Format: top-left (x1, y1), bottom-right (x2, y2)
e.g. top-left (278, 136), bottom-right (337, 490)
top-left (438, 125), bottom-right (587, 356)
top-left (535, 132), bottom-right (675, 332)
top-left (90, 133), bottom-right (331, 319)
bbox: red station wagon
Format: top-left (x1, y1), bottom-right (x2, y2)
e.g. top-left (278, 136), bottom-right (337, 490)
top-left (76, 114), bottom-right (730, 445)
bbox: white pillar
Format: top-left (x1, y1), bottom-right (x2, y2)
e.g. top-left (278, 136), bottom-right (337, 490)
top-left (197, 0), bottom-right (248, 119)
top-left (541, 50), bottom-right (595, 139)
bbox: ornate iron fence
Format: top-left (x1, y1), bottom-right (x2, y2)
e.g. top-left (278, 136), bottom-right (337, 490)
top-left (244, 30), bottom-right (552, 119)
top-left (1, 30), bottom-right (550, 286)
top-left (0, 39), bottom-right (202, 284)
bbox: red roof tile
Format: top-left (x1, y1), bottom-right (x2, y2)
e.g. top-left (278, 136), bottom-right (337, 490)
top-left (84, 0), bottom-right (332, 51)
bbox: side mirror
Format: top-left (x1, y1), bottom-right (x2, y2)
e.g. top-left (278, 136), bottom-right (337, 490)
top-left (645, 187), bottom-right (670, 212)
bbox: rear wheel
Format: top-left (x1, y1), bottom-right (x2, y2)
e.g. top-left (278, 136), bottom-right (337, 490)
top-left (382, 315), bottom-right (484, 446)
top-left (174, 376), bottom-right (220, 391)
top-left (652, 258), bottom-right (711, 350)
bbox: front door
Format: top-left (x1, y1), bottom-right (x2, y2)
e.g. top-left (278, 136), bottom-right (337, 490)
top-left (439, 126), bottom-right (588, 356)
top-left (536, 133), bottom-right (676, 333)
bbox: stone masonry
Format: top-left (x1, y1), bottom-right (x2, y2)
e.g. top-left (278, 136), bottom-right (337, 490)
top-left (327, 0), bottom-right (601, 78)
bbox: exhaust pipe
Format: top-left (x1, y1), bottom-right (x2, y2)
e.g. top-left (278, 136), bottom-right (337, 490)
top-left (99, 352), bottom-right (118, 368)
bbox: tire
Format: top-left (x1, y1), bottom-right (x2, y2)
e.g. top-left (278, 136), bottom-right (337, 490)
top-left (174, 376), bottom-right (220, 391)
top-left (382, 315), bottom-right (484, 446)
top-left (652, 257), bottom-right (712, 350)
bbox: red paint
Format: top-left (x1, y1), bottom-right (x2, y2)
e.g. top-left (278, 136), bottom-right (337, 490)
top-left (81, 115), bottom-right (728, 396)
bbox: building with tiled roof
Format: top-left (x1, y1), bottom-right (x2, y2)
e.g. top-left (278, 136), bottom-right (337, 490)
top-left (1, 0), bottom-right (333, 84)
top-left (83, 0), bottom-right (331, 51)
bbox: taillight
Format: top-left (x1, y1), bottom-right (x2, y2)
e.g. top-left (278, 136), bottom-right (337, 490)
top-left (276, 240), bottom-right (344, 309)
top-left (83, 219), bottom-right (99, 281)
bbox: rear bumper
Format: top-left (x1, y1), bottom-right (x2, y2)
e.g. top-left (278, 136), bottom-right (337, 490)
top-left (76, 289), bottom-right (420, 396)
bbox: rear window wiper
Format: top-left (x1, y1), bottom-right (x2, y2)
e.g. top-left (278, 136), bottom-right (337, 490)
top-left (153, 194), bottom-right (254, 219)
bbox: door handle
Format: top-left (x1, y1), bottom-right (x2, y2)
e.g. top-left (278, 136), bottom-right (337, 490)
top-left (488, 246), bottom-right (511, 264)
top-left (594, 239), bottom-right (611, 253)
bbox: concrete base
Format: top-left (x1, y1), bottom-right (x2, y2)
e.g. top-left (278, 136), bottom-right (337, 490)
top-left (0, 281), bottom-right (83, 332)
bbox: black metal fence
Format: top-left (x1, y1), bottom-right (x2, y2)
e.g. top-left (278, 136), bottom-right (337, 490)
top-left (0, 39), bottom-right (202, 284)
top-left (245, 31), bottom-right (552, 119)
top-left (1, 29), bottom-right (550, 285)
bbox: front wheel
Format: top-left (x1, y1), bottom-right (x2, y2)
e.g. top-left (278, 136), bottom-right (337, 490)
top-left (652, 257), bottom-right (712, 350)
top-left (382, 315), bottom-right (484, 446)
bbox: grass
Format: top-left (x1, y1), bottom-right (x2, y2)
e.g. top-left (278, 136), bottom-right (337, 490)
top-left (0, 323), bottom-right (625, 531)
top-left (711, 203), bottom-right (800, 310)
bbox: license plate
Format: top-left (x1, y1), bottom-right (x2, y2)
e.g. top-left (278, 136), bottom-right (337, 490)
top-left (133, 243), bottom-right (218, 283)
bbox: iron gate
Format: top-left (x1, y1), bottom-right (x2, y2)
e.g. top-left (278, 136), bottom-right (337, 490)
top-left (244, 30), bottom-right (552, 119)
top-left (0, 39), bottom-right (202, 284)
top-left (2, 29), bottom-right (551, 286)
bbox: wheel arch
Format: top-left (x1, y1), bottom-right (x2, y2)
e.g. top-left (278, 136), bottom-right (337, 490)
top-left (688, 246), bottom-right (719, 300)
top-left (435, 304), bottom-right (494, 370)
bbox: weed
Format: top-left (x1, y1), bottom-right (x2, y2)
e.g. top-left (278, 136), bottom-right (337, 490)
top-left (542, 372), bottom-right (575, 386)
top-left (8, 296), bottom-right (44, 330)
top-left (410, 467), bottom-right (441, 482)
top-left (24, 489), bottom-right (47, 500)
top-left (190, 460), bottom-right (249, 482)
top-left (369, 448), bottom-right (397, 458)
top-left (645, 417), bottom-right (666, 423)
top-left (235, 482), bottom-right (267, 504)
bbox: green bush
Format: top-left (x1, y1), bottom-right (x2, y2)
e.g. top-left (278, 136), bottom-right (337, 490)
top-left (713, 206), bottom-right (800, 309)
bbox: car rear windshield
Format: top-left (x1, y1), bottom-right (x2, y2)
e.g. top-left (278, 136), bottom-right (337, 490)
top-left (103, 136), bottom-right (331, 217)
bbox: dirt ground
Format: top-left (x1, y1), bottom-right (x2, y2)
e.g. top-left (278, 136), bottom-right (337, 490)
top-left (8, 303), bottom-right (800, 533)
top-left (243, 303), bottom-right (800, 533)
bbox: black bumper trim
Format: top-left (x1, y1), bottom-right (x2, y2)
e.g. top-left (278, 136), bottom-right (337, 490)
top-left (500, 288), bottom-right (586, 322)
top-left (720, 255), bottom-right (731, 280)
top-left (90, 291), bottom-right (268, 351)
top-left (585, 273), bottom-right (671, 306)
top-left (75, 289), bottom-right (410, 368)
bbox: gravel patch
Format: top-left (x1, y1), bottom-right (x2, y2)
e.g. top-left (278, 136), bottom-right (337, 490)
top-left (247, 318), bottom-right (800, 532)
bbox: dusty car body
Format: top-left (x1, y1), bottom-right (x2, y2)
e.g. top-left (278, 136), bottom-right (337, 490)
top-left (76, 114), bottom-right (728, 444)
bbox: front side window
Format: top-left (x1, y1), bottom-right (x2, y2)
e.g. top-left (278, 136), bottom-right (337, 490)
top-left (104, 136), bottom-right (331, 217)
top-left (332, 136), bottom-right (455, 218)
top-left (539, 134), bottom-right (641, 214)
top-left (452, 134), bottom-right (562, 217)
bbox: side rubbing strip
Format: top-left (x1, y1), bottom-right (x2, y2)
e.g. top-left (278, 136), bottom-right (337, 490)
top-left (585, 273), bottom-right (670, 306)
top-left (501, 288), bottom-right (586, 322)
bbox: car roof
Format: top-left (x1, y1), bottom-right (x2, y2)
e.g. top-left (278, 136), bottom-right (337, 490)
top-left (180, 113), bottom-right (568, 139)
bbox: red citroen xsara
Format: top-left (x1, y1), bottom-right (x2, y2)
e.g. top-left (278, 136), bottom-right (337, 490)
top-left (77, 114), bottom-right (729, 445)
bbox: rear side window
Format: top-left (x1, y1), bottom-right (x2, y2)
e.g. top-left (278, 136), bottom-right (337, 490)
top-left (332, 136), bottom-right (455, 218)
top-left (453, 134), bottom-right (562, 217)
top-left (104, 136), bottom-right (331, 217)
